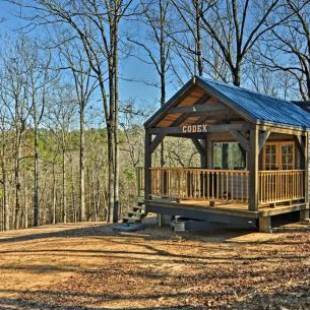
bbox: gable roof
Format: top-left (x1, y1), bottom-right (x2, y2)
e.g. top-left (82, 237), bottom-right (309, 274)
top-left (198, 77), bottom-right (310, 130)
top-left (145, 76), bottom-right (310, 130)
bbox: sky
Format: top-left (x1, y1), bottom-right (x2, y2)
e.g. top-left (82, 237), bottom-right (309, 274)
top-left (0, 1), bottom-right (299, 120)
top-left (0, 1), bottom-right (181, 117)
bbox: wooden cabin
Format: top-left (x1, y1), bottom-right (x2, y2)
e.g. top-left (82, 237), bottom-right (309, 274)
top-left (138, 76), bottom-right (310, 232)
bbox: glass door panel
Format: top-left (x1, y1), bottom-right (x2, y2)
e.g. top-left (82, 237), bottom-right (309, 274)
top-left (281, 144), bottom-right (294, 170)
top-left (263, 142), bottom-right (295, 170)
top-left (264, 144), bottom-right (277, 170)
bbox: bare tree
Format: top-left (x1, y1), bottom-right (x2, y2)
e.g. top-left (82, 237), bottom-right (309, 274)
top-left (170, 0), bottom-right (212, 78)
top-left (45, 84), bottom-right (77, 224)
top-left (0, 98), bottom-right (11, 231)
top-left (10, 0), bottom-right (136, 222)
top-left (57, 35), bottom-right (97, 222)
top-left (129, 0), bottom-right (171, 166)
top-left (1, 39), bottom-right (34, 229)
top-left (26, 45), bottom-right (53, 226)
top-left (198, 0), bottom-right (291, 86)
top-left (257, 0), bottom-right (310, 100)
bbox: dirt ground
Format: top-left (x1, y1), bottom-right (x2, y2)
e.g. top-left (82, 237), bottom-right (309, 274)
top-left (0, 221), bottom-right (309, 310)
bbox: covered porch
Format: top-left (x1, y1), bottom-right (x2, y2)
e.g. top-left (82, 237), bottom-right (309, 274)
top-left (141, 77), bottom-right (310, 231)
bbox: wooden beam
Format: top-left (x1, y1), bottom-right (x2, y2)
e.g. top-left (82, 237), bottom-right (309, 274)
top-left (192, 138), bottom-right (205, 155)
top-left (295, 135), bottom-right (305, 158)
top-left (196, 111), bottom-right (235, 124)
top-left (192, 138), bottom-right (207, 168)
top-left (305, 132), bottom-right (309, 208)
top-left (206, 138), bottom-right (212, 168)
top-left (149, 123), bottom-right (249, 135)
top-left (170, 103), bottom-right (224, 114)
top-left (258, 130), bottom-right (271, 152)
top-left (259, 124), bottom-right (305, 135)
top-left (231, 130), bottom-right (249, 152)
top-left (249, 126), bottom-right (259, 211)
top-left (167, 95), bottom-right (213, 128)
top-left (144, 130), bottom-right (152, 200)
top-left (170, 111), bottom-right (192, 127)
top-left (150, 133), bottom-right (165, 153)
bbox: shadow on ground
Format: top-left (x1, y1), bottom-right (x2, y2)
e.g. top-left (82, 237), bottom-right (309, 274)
top-left (0, 220), bottom-right (257, 245)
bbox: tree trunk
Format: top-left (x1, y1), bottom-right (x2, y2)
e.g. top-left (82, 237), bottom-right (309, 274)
top-left (233, 63), bottom-right (241, 86)
top-left (52, 163), bottom-right (57, 225)
top-left (108, 6), bottom-right (119, 224)
top-left (1, 146), bottom-right (9, 230)
top-left (194, 0), bottom-right (203, 76)
top-left (80, 103), bottom-right (86, 221)
top-left (113, 18), bottom-right (120, 224)
top-left (70, 157), bottom-right (76, 223)
top-left (33, 123), bottom-right (40, 226)
top-left (14, 135), bottom-right (21, 230)
top-left (306, 72), bottom-right (310, 100)
top-left (159, 0), bottom-right (166, 167)
top-left (24, 184), bottom-right (29, 229)
top-left (62, 147), bottom-right (67, 224)
top-left (107, 124), bottom-right (115, 223)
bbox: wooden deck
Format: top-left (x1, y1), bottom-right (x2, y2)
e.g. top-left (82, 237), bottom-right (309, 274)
top-left (145, 198), bottom-right (308, 222)
top-left (145, 198), bottom-right (258, 220)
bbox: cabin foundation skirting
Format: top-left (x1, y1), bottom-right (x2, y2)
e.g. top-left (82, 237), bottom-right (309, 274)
top-left (145, 200), bottom-right (309, 232)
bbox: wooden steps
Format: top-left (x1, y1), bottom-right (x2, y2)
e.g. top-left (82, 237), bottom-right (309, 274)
top-left (123, 204), bottom-right (147, 224)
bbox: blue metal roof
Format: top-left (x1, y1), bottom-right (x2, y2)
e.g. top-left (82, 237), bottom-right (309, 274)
top-left (198, 77), bottom-right (310, 130)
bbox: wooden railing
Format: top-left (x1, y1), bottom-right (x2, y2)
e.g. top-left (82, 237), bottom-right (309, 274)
top-left (136, 167), bottom-right (306, 206)
top-left (150, 167), bottom-right (249, 203)
top-left (259, 170), bottom-right (305, 205)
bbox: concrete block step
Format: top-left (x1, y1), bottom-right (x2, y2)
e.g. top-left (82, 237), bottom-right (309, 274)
top-left (127, 211), bottom-right (142, 217)
top-left (123, 216), bottom-right (141, 224)
top-left (133, 205), bottom-right (144, 212)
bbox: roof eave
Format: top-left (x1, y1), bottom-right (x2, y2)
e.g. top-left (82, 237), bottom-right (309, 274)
top-left (256, 119), bottom-right (309, 132)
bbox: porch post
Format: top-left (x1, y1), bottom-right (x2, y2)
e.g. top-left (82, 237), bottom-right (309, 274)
top-left (302, 132), bottom-right (309, 220)
top-left (201, 139), bottom-right (207, 168)
top-left (144, 129), bottom-right (152, 200)
top-left (249, 125), bottom-right (259, 211)
top-left (206, 138), bottom-right (212, 168)
top-left (192, 138), bottom-right (208, 168)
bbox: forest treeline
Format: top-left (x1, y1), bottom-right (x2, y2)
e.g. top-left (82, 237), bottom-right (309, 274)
top-left (0, 0), bottom-right (309, 230)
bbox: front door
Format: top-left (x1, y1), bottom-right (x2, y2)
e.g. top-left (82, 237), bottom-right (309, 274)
top-left (262, 142), bottom-right (295, 170)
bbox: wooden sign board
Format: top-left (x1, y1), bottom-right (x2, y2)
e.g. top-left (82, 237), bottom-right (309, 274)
top-left (182, 124), bottom-right (208, 133)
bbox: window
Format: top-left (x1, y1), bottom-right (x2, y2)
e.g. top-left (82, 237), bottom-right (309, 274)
top-left (213, 142), bottom-right (246, 169)
top-left (262, 142), bottom-right (295, 170)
